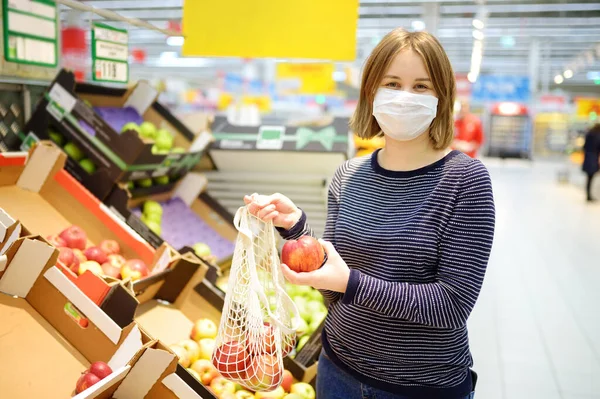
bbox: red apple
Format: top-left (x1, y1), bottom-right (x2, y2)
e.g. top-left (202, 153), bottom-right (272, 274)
top-left (59, 225), bottom-right (87, 250)
top-left (73, 248), bottom-right (87, 263)
top-left (249, 322), bottom-right (277, 355)
top-left (190, 359), bottom-right (219, 385)
top-left (281, 236), bottom-right (324, 273)
top-left (57, 247), bottom-right (75, 268)
top-left (69, 255), bottom-right (81, 274)
top-left (281, 369), bottom-right (293, 392)
top-left (75, 372), bottom-right (101, 393)
top-left (46, 234), bottom-right (66, 247)
top-left (107, 254), bottom-right (126, 267)
top-left (246, 353), bottom-right (282, 391)
top-left (120, 259), bottom-right (149, 281)
top-left (89, 361), bottom-right (112, 380)
top-left (212, 341), bottom-right (249, 380)
top-left (102, 262), bottom-right (121, 279)
top-left (79, 260), bottom-right (103, 276)
top-left (84, 246), bottom-right (108, 265)
top-left (191, 318), bottom-right (218, 341)
top-left (209, 377), bottom-right (236, 396)
top-left (99, 239), bottom-right (120, 255)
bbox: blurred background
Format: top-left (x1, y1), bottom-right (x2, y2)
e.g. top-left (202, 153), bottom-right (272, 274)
top-left (0, 1), bottom-right (599, 399)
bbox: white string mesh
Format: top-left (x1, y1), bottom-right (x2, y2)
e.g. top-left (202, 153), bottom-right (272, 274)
top-left (212, 206), bottom-right (299, 392)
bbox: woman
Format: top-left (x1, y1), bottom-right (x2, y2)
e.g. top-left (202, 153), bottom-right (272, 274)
top-left (582, 124), bottom-right (600, 202)
top-left (246, 28), bottom-right (495, 399)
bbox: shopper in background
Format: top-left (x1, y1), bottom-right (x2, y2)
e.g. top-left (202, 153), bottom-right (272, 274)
top-left (453, 100), bottom-right (484, 158)
top-left (582, 123), bottom-right (600, 202)
top-left (245, 28), bottom-right (495, 399)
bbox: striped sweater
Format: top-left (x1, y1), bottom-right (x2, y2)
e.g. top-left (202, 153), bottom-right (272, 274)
top-left (278, 149), bottom-right (495, 398)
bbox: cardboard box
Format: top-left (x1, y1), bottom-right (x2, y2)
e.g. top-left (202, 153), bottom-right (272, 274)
top-left (0, 233), bottom-right (147, 398)
top-left (0, 143), bottom-right (201, 314)
top-left (105, 173), bottom-right (236, 267)
top-left (19, 69), bottom-right (210, 200)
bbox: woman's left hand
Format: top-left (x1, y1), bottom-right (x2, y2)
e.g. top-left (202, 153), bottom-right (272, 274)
top-left (280, 240), bottom-right (350, 293)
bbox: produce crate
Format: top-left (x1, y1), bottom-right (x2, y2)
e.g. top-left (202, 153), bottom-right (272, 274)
top-left (0, 232), bottom-right (147, 398)
top-left (0, 143), bottom-right (201, 311)
top-left (18, 69), bottom-right (210, 200)
top-left (105, 175), bottom-right (236, 267)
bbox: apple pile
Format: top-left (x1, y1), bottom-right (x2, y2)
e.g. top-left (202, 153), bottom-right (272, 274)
top-left (74, 361), bottom-right (113, 394)
top-left (121, 121), bottom-right (184, 155)
top-left (285, 284), bottom-right (327, 355)
top-left (47, 130), bottom-right (97, 175)
top-left (49, 225), bottom-right (149, 281)
top-left (140, 200), bottom-right (163, 236)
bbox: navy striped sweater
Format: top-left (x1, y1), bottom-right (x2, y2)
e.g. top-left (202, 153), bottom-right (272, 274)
top-left (279, 149), bottom-right (495, 398)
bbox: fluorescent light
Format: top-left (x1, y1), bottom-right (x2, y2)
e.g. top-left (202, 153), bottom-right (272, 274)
top-left (159, 51), bottom-right (178, 60)
top-left (467, 72), bottom-right (478, 83)
top-left (472, 30), bottom-right (485, 40)
top-left (554, 74), bottom-right (564, 84)
top-left (472, 19), bottom-right (485, 30)
top-left (411, 20), bottom-right (426, 31)
top-left (563, 69), bottom-right (573, 79)
top-left (166, 36), bottom-right (184, 46)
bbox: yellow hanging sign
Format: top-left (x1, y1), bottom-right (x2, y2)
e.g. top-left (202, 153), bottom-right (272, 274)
top-left (276, 62), bottom-right (336, 94)
top-left (182, 0), bottom-right (359, 61)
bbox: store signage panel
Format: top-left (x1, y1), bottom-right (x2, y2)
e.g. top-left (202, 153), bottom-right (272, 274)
top-left (2, 0), bottom-right (58, 67)
top-left (182, 0), bottom-right (359, 61)
top-left (276, 63), bottom-right (336, 94)
top-left (471, 75), bottom-right (531, 102)
top-left (91, 22), bottom-right (129, 83)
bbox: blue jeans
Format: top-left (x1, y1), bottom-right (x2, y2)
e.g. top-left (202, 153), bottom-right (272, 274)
top-left (316, 350), bottom-right (475, 399)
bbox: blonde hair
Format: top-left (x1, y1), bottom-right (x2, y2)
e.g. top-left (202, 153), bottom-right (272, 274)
top-left (350, 28), bottom-right (456, 150)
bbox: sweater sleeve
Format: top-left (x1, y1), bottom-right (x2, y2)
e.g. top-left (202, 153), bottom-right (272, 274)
top-left (342, 160), bottom-right (495, 329)
top-left (277, 164), bottom-right (346, 303)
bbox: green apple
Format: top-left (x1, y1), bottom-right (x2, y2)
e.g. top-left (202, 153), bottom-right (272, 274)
top-left (286, 283), bottom-right (298, 297)
top-left (296, 335), bottom-right (310, 352)
top-left (171, 147), bottom-right (186, 153)
top-left (143, 200), bottom-right (163, 217)
top-left (153, 175), bottom-right (169, 185)
top-left (295, 285), bottom-right (313, 297)
top-left (48, 130), bottom-right (64, 146)
top-left (121, 122), bottom-right (140, 134)
top-left (154, 135), bottom-right (173, 151)
top-left (192, 242), bottom-right (211, 258)
top-left (293, 296), bottom-right (310, 322)
top-left (307, 300), bottom-right (327, 315)
top-left (64, 142), bottom-right (84, 162)
top-left (79, 158), bottom-right (96, 174)
top-left (295, 317), bottom-right (309, 337)
top-left (136, 178), bottom-right (153, 188)
top-left (139, 121), bottom-right (157, 138)
top-left (307, 289), bottom-right (323, 302)
top-left (290, 382), bottom-right (315, 399)
top-left (145, 220), bottom-right (161, 235)
top-left (309, 312), bottom-right (326, 331)
top-left (142, 212), bottom-right (162, 224)
top-left (127, 181), bottom-right (135, 190)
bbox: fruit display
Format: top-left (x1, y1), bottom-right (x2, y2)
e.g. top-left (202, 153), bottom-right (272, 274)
top-left (281, 236), bottom-right (325, 273)
top-left (118, 120), bottom-right (179, 155)
top-left (140, 200), bottom-right (163, 235)
top-left (49, 225), bottom-right (149, 281)
top-left (74, 361), bottom-right (113, 394)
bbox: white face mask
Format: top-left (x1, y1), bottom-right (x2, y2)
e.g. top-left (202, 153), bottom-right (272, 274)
top-left (372, 88), bottom-right (439, 141)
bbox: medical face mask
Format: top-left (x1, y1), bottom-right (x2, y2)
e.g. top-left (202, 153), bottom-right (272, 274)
top-left (372, 88), bottom-right (439, 141)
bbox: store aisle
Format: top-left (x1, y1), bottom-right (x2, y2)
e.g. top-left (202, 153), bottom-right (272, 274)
top-left (468, 159), bottom-right (600, 399)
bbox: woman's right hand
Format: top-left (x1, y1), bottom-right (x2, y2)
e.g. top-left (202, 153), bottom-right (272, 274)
top-left (243, 193), bottom-right (302, 230)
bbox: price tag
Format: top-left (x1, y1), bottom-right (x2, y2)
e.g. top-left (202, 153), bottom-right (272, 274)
top-left (92, 23), bottom-right (128, 83)
top-left (94, 60), bottom-right (128, 82)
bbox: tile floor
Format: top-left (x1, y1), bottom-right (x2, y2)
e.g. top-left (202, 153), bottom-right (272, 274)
top-left (468, 159), bottom-right (600, 399)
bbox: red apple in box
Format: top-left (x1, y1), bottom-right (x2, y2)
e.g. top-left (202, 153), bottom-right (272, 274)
top-left (79, 260), bottom-right (103, 276)
top-left (89, 361), bottom-right (112, 380)
top-left (99, 239), bottom-right (120, 255)
top-left (120, 259), bottom-right (149, 281)
top-left (57, 247), bottom-right (75, 268)
top-left (102, 254), bottom-right (126, 279)
top-left (281, 236), bottom-right (324, 273)
top-left (281, 369), bottom-right (293, 392)
top-left (84, 246), bottom-right (108, 265)
top-left (59, 225), bottom-right (87, 250)
top-left (212, 341), bottom-right (249, 380)
top-left (73, 248), bottom-right (87, 263)
top-left (190, 359), bottom-right (219, 385)
top-left (75, 372), bottom-right (100, 394)
top-left (46, 234), bottom-right (66, 248)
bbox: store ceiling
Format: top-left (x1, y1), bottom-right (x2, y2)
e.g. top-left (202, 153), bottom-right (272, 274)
top-left (68, 0), bottom-right (600, 89)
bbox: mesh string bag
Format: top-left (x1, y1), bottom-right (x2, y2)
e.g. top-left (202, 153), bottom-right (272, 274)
top-left (212, 206), bottom-right (299, 392)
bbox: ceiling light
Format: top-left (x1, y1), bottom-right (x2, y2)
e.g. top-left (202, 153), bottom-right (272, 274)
top-left (472, 19), bottom-right (484, 30)
top-left (563, 69), bottom-right (573, 79)
top-left (166, 36), bottom-right (184, 46)
top-left (554, 75), bottom-right (564, 84)
top-left (472, 30), bottom-right (484, 41)
top-left (411, 20), bottom-right (426, 31)
top-left (467, 72), bottom-right (478, 83)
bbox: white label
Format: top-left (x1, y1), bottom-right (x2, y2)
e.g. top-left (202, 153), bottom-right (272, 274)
top-left (94, 60), bottom-right (128, 82)
top-left (151, 167), bottom-right (169, 177)
top-left (49, 84), bottom-right (76, 114)
top-left (8, 11), bottom-right (56, 39)
top-left (94, 26), bottom-right (128, 44)
top-left (96, 41), bottom-right (128, 61)
top-left (8, 0), bottom-right (56, 19)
